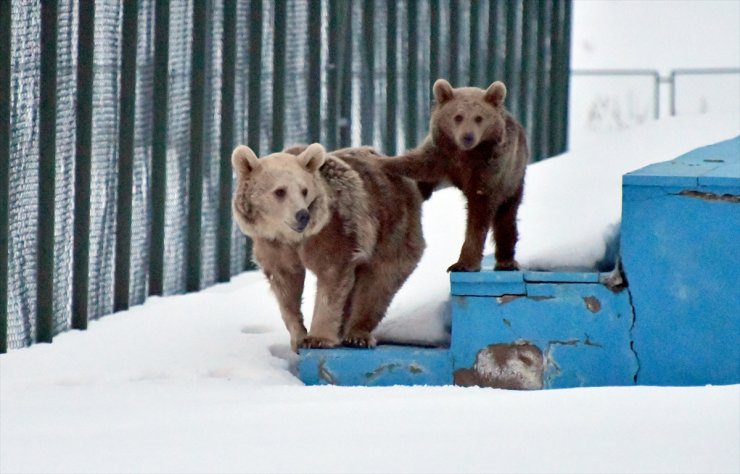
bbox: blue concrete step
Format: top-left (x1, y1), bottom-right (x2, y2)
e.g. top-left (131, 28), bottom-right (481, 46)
top-left (299, 345), bottom-right (452, 386)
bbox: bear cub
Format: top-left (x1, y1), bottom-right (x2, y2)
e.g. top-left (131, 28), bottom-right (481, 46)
top-left (381, 79), bottom-right (528, 272)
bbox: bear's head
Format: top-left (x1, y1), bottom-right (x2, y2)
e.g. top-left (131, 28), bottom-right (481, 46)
top-left (430, 79), bottom-right (508, 151)
top-left (231, 143), bottom-right (330, 243)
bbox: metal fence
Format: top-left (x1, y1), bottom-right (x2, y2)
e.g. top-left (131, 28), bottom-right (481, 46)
top-left (0, 0), bottom-right (572, 352)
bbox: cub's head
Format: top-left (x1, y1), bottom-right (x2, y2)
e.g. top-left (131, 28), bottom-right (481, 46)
top-left (231, 143), bottom-right (330, 243)
top-left (431, 79), bottom-right (508, 151)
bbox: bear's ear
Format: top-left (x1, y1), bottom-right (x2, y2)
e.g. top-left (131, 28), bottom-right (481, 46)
top-left (232, 145), bottom-right (261, 177)
top-left (299, 143), bottom-right (326, 173)
top-left (484, 81), bottom-right (507, 107)
top-left (433, 79), bottom-right (454, 104)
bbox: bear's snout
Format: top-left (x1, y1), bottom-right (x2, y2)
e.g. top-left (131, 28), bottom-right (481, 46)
top-left (294, 209), bottom-right (311, 232)
top-left (460, 133), bottom-right (476, 150)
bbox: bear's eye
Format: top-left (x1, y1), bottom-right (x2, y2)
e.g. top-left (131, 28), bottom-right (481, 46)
top-left (474, 115), bottom-right (483, 123)
top-left (274, 188), bottom-right (286, 199)
top-left (454, 114), bottom-right (464, 123)
top-left (301, 188), bottom-right (308, 197)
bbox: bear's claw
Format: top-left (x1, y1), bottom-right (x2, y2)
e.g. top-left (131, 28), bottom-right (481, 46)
top-left (447, 261), bottom-right (481, 272)
top-left (343, 333), bottom-right (376, 349)
top-left (300, 336), bottom-right (339, 349)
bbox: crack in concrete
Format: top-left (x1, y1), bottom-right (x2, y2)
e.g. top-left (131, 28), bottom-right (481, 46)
top-left (677, 190), bottom-right (740, 203)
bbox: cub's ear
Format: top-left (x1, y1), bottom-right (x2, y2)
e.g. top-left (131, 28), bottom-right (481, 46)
top-left (484, 81), bottom-right (507, 107)
top-left (231, 145), bottom-right (260, 177)
top-left (433, 79), bottom-right (454, 104)
top-left (299, 143), bottom-right (326, 173)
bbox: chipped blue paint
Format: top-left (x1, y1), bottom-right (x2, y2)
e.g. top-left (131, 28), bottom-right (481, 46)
top-left (299, 346), bottom-right (452, 386)
top-left (622, 135), bottom-right (740, 386)
top-left (450, 276), bottom-right (637, 389)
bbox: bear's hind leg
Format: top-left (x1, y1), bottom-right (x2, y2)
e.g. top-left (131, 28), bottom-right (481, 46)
top-left (492, 187), bottom-right (523, 271)
top-left (342, 260), bottom-right (415, 348)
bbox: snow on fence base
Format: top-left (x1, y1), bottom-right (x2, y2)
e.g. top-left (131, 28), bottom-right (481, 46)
top-left (299, 136), bottom-right (739, 389)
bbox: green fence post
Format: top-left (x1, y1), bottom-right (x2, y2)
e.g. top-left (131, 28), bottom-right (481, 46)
top-left (149, 0), bottom-right (169, 296)
top-left (429, 0), bottom-right (440, 97)
top-left (307, 0), bottom-right (322, 143)
top-left (518, 0), bottom-right (536, 140)
top-left (244, 0), bottom-right (262, 271)
top-left (0, 0), bottom-right (10, 352)
top-left (187, 0), bottom-right (207, 292)
top-left (360, 0), bottom-right (374, 146)
top-left (247, 0), bottom-right (262, 154)
top-left (448, 0), bottom-right (459, 86)
top-left (37, 0), bottom-right (58, 343)
top-left (469, 0), bottom-right (480, 87)
top-left (218, 0), bottom-right (236, 283)
top-left (504, 0), bottom-right (520, 118)
top-left (405, 0), bottom-right (418, 149)
top-left (114, 0), bottom-right (139, 311)
top-left (385, 1), bottom-right (397, 155)
top-left (339, 2), bottom-right (353, 148)
top-left (549, 0), bottom-right (570, 155)
top-left (487, 0), bottom-right (502, 83)
top-left (272, 0), bottom-right (286, 152)
top-left (532, 0), bottom-right (551, 162)
top-left (72, 1), bottom-right (95, 326)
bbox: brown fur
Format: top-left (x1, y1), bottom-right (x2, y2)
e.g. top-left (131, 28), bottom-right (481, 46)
top-left (232, 144), bottom-right (425, 351)
top-left (381, 79), bottom-right (529, 271)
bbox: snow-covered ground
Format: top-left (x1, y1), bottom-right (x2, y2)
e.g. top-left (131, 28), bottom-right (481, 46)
top-left (2, 112), bottom-right (739, 474)
top-left (2, 2), bottom-right (740, 473)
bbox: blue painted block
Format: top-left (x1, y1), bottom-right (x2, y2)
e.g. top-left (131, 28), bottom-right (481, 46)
top-left (450, 270), bottom-right (525, 296)
top-left (622, 136), bottom-right (740, 386)
top-left (451, 275), bottom-right (637, 389)
top-left (299, 346), bottom-right (452, 386)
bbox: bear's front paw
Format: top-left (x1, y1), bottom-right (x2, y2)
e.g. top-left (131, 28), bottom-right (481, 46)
top-left (343, 331), bottom-right (377, 349)
top-left (494, 260), bottom-right (519, 271)
top-left (447, 260), bottom-right (482, 272)
top-left (300, 336), bottom-right (339, 349)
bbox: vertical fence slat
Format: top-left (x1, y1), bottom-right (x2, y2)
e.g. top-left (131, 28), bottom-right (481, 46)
top-left (385, 1), bottom-right (397, 155)
top-left (327, 0), bottom-right (340, 151)
top-left (504, 0), bottom-right (520, 118)
top-left (149, 0), bottom-right (169, 296)
top-left (487, 0), bottom-right (502, 82)
top-left (272, 0), bottom-right (286, 152)
top-left (469, 0), bottom-right (480, 86)
top-left (405, 0), bottom-right (418, 149)
top-left (218, 0), bottom-right (236, 283)
top-left (247, 0), bottom-right (262, 154)
top-left (360, 0), bottom-right (374, 145)
top-left (429, 0), bottom-right (440, 98)
top-left (72, 1), bottom-right (94, 327)
top-left (114, 0), bottom-right (139, 311)
top-left (549, 0), bottom-right (570, 156)
top-left (533, 0), bottom-right (551, 162)
top-left (36, 0), bottom-right (58, 343)
top-left (0, 0), bottom-right (10, 352)
top-left (518, 0), bottom-right (536, 140)
top-left (339, 2), bottom-right (352, 148)
top-left (448, 0), bottom-right (459, 86)
top-left (186, 0), bottom-right (207, 292)
top-left (307, 0), bottom-right (322, 143)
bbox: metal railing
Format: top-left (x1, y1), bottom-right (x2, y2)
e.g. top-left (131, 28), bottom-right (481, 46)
top-left (0, 0), bottom-right (573, 352)
top-left (571, 67), bottom-right (740, 119)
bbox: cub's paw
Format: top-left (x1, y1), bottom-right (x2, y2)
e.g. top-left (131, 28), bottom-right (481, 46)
top-left (300, 336), bottom-right (339, 349)
top-left (494, 260), bottom-right (519, 271)
top-left (343, 331), bottom-right (377, 349)
top-left (447, 261), bottom-right (482, 273)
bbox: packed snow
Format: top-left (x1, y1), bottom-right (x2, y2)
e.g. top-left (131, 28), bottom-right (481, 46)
top-left (2, 112), bottom-right (739, 474)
